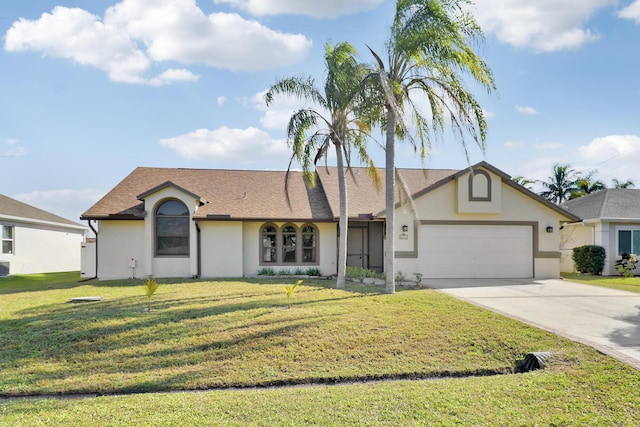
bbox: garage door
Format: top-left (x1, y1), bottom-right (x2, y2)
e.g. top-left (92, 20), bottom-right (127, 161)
top-left (418, 225), bottom-right (533, 278)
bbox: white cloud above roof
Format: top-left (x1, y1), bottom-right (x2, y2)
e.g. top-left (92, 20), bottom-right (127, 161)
top-left (213, 0), bottom-right (383, 18)
top-left (619, 0), bottom-right (640, 23)
top-left (159, 126), bottom-right (290, 163)
top-left (471, 0), bottom-right (616, 52)
top-left (4, 0), bottom-right (312, 84)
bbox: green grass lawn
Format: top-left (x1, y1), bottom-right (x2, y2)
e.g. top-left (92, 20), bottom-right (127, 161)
top-left (562, 272), bottom-right (640, 293)
top-left (1, 272), bottom-right (639, 425)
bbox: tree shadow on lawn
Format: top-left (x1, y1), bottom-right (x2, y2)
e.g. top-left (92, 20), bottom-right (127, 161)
top-left (0, 285), bottom-right (366, 395)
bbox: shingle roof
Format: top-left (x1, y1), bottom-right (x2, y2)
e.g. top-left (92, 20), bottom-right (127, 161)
top-left (82, 163), bottom-right (579, 223)
top-left (562, 189), bottom-right (640, 220)
top-left (0, 194), bottom-right (84, 228)
top-left (81, 167), bottom-right (334, 221)
top-left (316, 166), bottom-right (459, 218)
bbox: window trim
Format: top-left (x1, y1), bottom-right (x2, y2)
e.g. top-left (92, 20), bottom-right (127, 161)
top-left (258, 223), bottom-right (319, 266)
top-left (469, 170), bottom-right (492, 201)
top-left (155, 199), bottom-right (190, 257)
top-left (2, 225), bottom-right (14, 255)
top-left (616, 226), bottom-right (640, 257)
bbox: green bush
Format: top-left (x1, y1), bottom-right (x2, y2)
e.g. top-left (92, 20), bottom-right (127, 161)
top-left (572, 245), bottom-right (606, 275)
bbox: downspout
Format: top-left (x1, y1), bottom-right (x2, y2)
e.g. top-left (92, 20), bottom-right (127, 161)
top-left (80, 219), bottom-right (98, 281)
top-left (195, 220), bottom-right (201, 278)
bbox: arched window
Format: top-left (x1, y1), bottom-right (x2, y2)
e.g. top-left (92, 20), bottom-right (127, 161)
top-left (282, 225), bottom-right (297, 263)
top-left (301, 225), bottom-right (317, 263)
top-left (261, 225), bottom-right (277, 263)
top-left (258, 223), bottom-right (319, 265)
top-left (156, 200), bottom-right (189, 256)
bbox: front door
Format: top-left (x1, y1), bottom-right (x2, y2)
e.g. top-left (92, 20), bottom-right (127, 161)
top-left (347, 227), bottom-right (368, 269)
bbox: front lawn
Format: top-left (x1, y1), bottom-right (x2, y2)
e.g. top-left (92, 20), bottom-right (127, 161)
top-left (1, 273), bottom-right (639, 425)
top-left (562, 272), bottom-right (640, 293)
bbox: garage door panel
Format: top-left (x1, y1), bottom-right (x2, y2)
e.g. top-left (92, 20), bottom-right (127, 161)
top-left (419, 225), bottom-right (533, 279)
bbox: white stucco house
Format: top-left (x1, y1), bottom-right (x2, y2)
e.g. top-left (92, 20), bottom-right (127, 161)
top-left (80, 162), bottom-right (578, 280)
top-left (560, 189), bottom-right (640, 275)
top-left (0, 194), bottom-right (87, 276)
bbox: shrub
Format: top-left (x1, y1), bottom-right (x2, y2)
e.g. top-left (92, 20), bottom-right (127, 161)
top-left (615, 253), bottom-right (637, 277)
top-left (395, 271), bottom-right (406, 283)
top-left (305, 267), bottom-right (321, 276)
top-left (257, 267), bottom-right (275, 276)
top-left (572, 245), bottom-right (606, 275)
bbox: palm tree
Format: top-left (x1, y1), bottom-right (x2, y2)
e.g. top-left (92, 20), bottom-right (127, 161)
top-left (367, 0), bottom-right (495, 293)
top-left (512, 176), bottom-right (537, 190)
top-left (571, 171), bottom-right (606, 199)
top-left (612, 178), bottom-right (635, 189)
top-left (539, 164), bottom-right (578, 204)
top-left (264, 42), bottom-right (376, 289)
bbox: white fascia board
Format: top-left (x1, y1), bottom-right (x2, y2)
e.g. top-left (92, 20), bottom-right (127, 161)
top-left (0, 214), bottom-right (87, 232)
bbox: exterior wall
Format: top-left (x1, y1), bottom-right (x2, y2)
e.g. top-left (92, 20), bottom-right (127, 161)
top-left (0, 221), bottom-right (85, 275)
top-left (242, 221), bottom-right (337, 277)
top-left (199, 221), bottom-right (244, 277)
top-left (394, 170), bottom-right (569, 279)
top-left (559, 223), bottom-right (594, 273)
top-left (96, 220), bottom-right (145, 280)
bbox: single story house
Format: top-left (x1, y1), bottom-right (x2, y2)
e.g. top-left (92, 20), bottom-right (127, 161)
top-left (0, 194), bottom-right (87, 276)
top-left (560, 189), bottom-right (640, 275)
top-left (80, 161), bottom-right (578, 280)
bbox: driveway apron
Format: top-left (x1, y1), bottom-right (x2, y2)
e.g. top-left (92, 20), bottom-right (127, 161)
top-left (424, 278), bottom-right (640, 370)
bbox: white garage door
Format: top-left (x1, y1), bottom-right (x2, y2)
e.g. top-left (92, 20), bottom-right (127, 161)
top-left (419, 225), bottom-right (533, 278)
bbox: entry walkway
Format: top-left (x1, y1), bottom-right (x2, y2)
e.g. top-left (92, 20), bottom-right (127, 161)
top-left (424, 278), bottom-right (640, 369)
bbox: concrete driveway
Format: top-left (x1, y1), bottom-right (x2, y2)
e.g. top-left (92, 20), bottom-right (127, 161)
top-left (424, 278), bottom-right (640, 370)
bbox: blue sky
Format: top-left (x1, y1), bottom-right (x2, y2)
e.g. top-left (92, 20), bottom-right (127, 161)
top-left (2, 0), bottom-right (640, 222)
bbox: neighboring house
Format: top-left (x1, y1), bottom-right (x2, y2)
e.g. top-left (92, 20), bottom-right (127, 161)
top-left (560, 189), bottom-right (640, 275)
top-left (80, 161), bottom-right (578, 280)
top-left (0, 194), bottom-right (87, 276)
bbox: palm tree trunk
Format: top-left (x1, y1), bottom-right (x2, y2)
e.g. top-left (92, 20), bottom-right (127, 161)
top-left (384, 108), bottom-right (396, 294)
top-left (335, 143), bottom-right (348, 289)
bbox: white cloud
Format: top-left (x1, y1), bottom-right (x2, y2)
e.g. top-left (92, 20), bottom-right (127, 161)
top-left (515, 105), bottom-right (540, 115)
top-left (214, 0), bottom-right (383, 18)
top-left (619, 0), bottom-right (640, 23)
top-left (159, 126), bottom-right (290, 163)
top-left (11, 188), bottom-right (104, 222)
top-left (2, 138), bottom-right (26, 157)
top-left (5, 0), bottom-right (312, 84)
top-left (217, 96), bottom-right (227, 106)
top-left (579, 134), bottom-right (640, 160)
top-left (503, 140), bottom-right (524, 149)
top-left (578, 135), bottom-right (640, 184)
top-left (470, 0), bottom-right (615, 52)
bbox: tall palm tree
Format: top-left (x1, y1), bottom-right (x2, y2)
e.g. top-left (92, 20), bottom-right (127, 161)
top-left (539, 164), bottom-right (578, 204)
top-left (367, 0), bottom-right (495, 293)
top-left (264, 42), bottom-right (376, 289)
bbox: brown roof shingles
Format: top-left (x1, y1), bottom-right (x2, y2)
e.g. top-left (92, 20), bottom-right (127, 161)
top-left (81, 167), bottom-right (334, 221)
